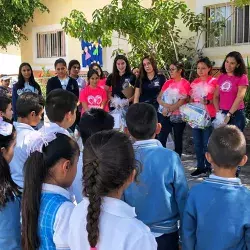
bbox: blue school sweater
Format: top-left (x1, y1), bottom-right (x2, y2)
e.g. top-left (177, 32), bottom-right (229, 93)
top-left (124, 139), bottom-right (189, 234)
top-left (182, 175), bottom-right (250, 250)
top-left (0, 196), bottom-right (21, 250)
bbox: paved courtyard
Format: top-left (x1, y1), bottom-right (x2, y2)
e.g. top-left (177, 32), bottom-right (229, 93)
top-left (182, 154), bottom-right (250, 189)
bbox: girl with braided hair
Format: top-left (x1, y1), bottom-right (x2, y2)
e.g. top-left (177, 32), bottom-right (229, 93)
top-left (68, 130), bottom-right (157, 250)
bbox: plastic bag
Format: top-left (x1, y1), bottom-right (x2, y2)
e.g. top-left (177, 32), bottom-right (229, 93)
top-left (166, 134), bottom-right (175, 150)
top-left (190, 81), bottom-right (215, 101)
top-left (212, 111), bottom-right (226, 128)
top-left (158, 87), bottom-right (187, 115)
top-left (180, 103), bottom-right (211, 129)
top-left (110, 95), bottom-right (129, 131)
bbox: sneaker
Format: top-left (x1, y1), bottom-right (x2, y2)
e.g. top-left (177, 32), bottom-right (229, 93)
top-left (190, 169), bottom-right (206, 178)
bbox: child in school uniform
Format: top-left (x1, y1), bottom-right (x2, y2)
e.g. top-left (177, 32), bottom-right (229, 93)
top-left (0, 95), bottom-right (13, 120)
top-left (68, 130), bottom-right (157, 250)
top-left (79, 69), bottom-right (107, 114)
top-left (39, 89), bottom-right (78, 137)
top-left (124, 103), bottom-right (189, 250)
top-left (0, 118), bottom-right (21, 250)
top-left (21, 133), bottom-right (80, 250)
top-left (9, 92), bottom-right (45, 188)
top-left (182, 125), bottom-right (250, 250)
top-left (72, 108), bottom-right (114, 203)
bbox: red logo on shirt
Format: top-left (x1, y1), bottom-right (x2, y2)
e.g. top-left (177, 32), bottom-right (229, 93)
top-left (220, 80), bottom-right (232, 92)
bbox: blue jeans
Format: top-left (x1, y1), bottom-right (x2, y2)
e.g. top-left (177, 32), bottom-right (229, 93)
top-left (221, 109), bottom-right (246, 132)
top-left (192, 126), bottom-right (213, 170)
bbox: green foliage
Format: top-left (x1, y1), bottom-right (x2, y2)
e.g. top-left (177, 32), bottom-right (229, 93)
top-left (61, 0), bottom-right (206, 71)
top-left (231, 0), bottom-right (250, 6)
top-left (245, 57), bottom-right (250, 121)
top-left (0, 0), bottom-right (48, 48)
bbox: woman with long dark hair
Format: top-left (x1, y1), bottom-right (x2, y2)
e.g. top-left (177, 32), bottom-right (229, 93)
top-left (12, 63), bottom-right (42, 120)
top-left (0, 117), bottom-right (21, 249)
top-left (214, 51), bottom-right (248, 131)
top-left (105, 54), bottom-right (136, 102)
top-left (134, 55), bottom-right (166, 112)
top-left (213, 51), bottom-right (248, 177)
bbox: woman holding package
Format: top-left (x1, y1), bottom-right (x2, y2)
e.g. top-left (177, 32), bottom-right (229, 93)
top-left (134, 55), bottom-right (166, 112)
top-left (214, 51), bottom-right (248, 131)
top-left (157, 61), bottom-right (190, 157)
top-left (189, 57), bottom-right (217, 177)
top-left (105, 55), bottom-right (136, 103)
top-left (213, 51), bottom-right (248, 177)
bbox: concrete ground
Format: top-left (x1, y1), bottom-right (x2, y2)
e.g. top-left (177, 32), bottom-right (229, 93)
top-left (182, 154), bottom-right (250, 189)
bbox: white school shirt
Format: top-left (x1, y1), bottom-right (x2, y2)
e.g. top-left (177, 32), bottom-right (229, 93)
top-left (71, 151), bottom-right (83, 203)
top-left (59, 77), bottom-right (70, 90)
top-left (10, 122), bottom-right (40, 188)
top-left (39, 121), bottom-right (70, 137)
top-left (68, 197), bottom-right (157, 250)
top-left (42, 183), bottom-right (75, 249)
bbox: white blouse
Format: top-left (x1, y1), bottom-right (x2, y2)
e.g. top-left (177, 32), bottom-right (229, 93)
top-left (68, 196), bottom-right (157, 250)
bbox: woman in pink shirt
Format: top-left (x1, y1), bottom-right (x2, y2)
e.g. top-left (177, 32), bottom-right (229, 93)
top-left (190, 57), bottom-right (217, 178)
top-left (89, 63), bottom-right (109, 111)
top-left (80, 69), bottom-right (107, 114)
top-left (157, 61), bottom-right (190, 157)
top-left (214, 51), bottom-right (248, 132)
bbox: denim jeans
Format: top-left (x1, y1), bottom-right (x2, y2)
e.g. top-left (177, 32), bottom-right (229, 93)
top-left (192, 126), bottom-right (213, 170)
top-left (155, 231), bottom-right (179, 250)
top-left (158, 114), bottom-right (186, 157)
top-left (221, 109), bottom-right (246, 132)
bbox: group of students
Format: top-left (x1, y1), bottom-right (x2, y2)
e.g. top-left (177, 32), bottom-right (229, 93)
top-left (0, 50), bottom-right (249, 250)
top-left (0, 89), bottom-right (250, 250)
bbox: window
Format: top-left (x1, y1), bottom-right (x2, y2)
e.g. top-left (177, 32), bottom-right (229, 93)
top-left (206, 4), bottom-right (250, 47)
top-left (36, 30), bottom-right (66, 58)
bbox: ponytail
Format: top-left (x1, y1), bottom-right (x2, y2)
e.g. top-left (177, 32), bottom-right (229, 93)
top-left (21, 151), bottom-right (47, 250)
top-left (84, 160), bottom-right (102, 248)
top-left (21, 133), bottom-right (79, 250)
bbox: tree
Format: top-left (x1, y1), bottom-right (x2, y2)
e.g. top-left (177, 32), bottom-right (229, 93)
top-left (61, 0), bottom-right (207, 70)
top-left (0, 0), bottom-right (48, 48)
top-left (231, 0), bottom-right (250, 6)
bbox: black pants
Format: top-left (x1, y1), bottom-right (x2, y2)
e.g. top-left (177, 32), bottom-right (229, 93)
top-left (156, 231), bottom-right (179, 250)
top-left (158, 115), bottom-right (186, 157)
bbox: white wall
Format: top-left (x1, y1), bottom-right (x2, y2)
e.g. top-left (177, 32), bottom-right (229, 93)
top-left (195, 0), bottom-right (250, 67)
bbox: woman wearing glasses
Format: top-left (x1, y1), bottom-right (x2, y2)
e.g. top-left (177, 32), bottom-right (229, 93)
top-left (157, 61), bottom-right (190, 157)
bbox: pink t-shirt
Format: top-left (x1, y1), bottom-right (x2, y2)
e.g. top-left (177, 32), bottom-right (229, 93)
top-left (98, 78), bottom-right (109, 112)
top-left (218, 74), bottom-right (248, 110)
top-left (161, 78), bottom-right (190, 114)
top-left (191, 76), bottom-right (217, 118)
top-left (80, 85), bottom-right (107, 114)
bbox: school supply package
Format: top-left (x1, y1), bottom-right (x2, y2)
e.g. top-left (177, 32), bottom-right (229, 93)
top-left (212, 111), bottom-right (226, 128)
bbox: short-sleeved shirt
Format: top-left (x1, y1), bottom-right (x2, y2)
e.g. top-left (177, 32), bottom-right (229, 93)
top-left (161, 78), bottom-right (190, 114)
top-left (218, 74), bottom-right (249, 110)
top-left (135, 74), bottom-right (166, 110)
top-left (106, 72), bottom-right (136, 99)
top-left (80, 85), bottom-right (107, 114)
top-left (190, 76), bottom-right (217, 118)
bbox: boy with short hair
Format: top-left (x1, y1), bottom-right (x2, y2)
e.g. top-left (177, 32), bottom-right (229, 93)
top-left (124, 103), bottom-right (188, 250)
top-left (72, 108), bottom-right (114, 203)
top-left (0, 95), bottom-right (13, 120)
top-left (10, 92), bottom-right (45, 187)
top-left (182, 125), bottom-right (250, 250)
top-left (40, 89), bottom-right (78, 136)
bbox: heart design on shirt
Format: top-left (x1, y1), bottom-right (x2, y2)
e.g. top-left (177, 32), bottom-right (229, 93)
top-left (87, 95), bottom-right (102, 105)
